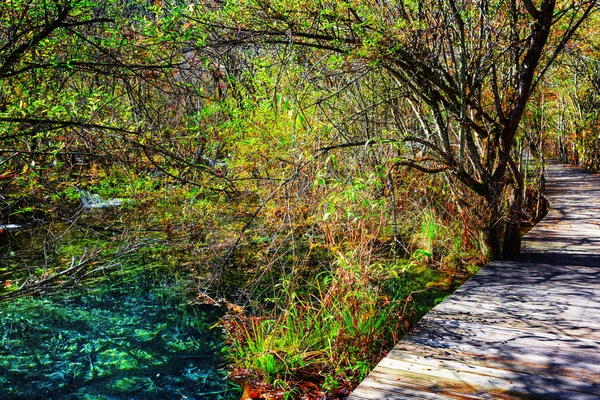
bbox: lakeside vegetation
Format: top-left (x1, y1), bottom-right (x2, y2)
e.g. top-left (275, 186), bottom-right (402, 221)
top-left (1, 0), bottom-right (599, 398)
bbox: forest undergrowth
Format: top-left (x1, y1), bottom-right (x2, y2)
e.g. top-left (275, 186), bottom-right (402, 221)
top-left (0, 150), bottom-right (546, 398)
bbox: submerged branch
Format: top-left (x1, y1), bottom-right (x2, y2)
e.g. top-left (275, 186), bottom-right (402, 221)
top-left (0, 243), bottom-right (142, 301)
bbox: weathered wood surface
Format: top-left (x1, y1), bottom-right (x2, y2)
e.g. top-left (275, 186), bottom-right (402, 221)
top-left (349, 162), bottom-right (600, 399)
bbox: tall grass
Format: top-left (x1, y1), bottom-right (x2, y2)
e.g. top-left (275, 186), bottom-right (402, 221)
top-left (420, 209), bottom-right (441, 253)
top-left (222, 244), bottom-right (440, 395)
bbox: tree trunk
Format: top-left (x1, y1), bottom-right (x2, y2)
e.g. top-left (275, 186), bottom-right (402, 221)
top-left (502, 195), bottom-right (522, 259)
top-left (503, 159), bottom-right (526, 259)
top-left (485, 189), bottom-right (504, 261)
top-left (486, 223), bottom-right (503, 261)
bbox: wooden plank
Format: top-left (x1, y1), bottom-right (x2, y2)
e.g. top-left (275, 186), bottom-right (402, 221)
top-left (425, 309), bottom-right (600, 339)
top-left (369, 357), bottom-right (600, 393)
top-left (349, 162), bottom-right (600, 399)
top-left (387, 342), bottom-right (600, 378)
top-left (409, 318), bottom-right (600, 350)
top-left (353, 370), bottom-right (515, 399)
top-left (365, 361), bottom-right (600, 397)
top-left (352, 369), bottom-right (600, 400)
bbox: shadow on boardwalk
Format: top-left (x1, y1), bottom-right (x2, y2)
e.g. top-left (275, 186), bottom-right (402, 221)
top-left (349, 162), bottom-right (600, 400)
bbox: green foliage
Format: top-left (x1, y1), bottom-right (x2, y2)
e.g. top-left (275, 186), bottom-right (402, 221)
top-left (411, 248), bottom-right (432, 265)
top-left (536, 12), bottom-right (600, 170)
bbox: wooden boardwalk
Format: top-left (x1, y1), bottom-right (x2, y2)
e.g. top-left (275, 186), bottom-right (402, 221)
top-left (349, 162), bottom-right (600, 399)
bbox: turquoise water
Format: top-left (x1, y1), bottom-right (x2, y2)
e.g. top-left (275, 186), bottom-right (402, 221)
top-left (0, 230), bottom-right (240, 399)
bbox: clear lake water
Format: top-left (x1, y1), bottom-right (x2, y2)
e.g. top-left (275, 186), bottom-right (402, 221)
top-left (0, 227), bottom-right (240, 400)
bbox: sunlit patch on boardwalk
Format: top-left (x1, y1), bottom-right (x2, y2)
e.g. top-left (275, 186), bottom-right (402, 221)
top-left (349, 161), bottom-right (600, 399)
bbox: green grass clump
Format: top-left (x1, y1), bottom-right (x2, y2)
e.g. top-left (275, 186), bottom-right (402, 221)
top-left (223, 250), bottom-right (456, 396)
